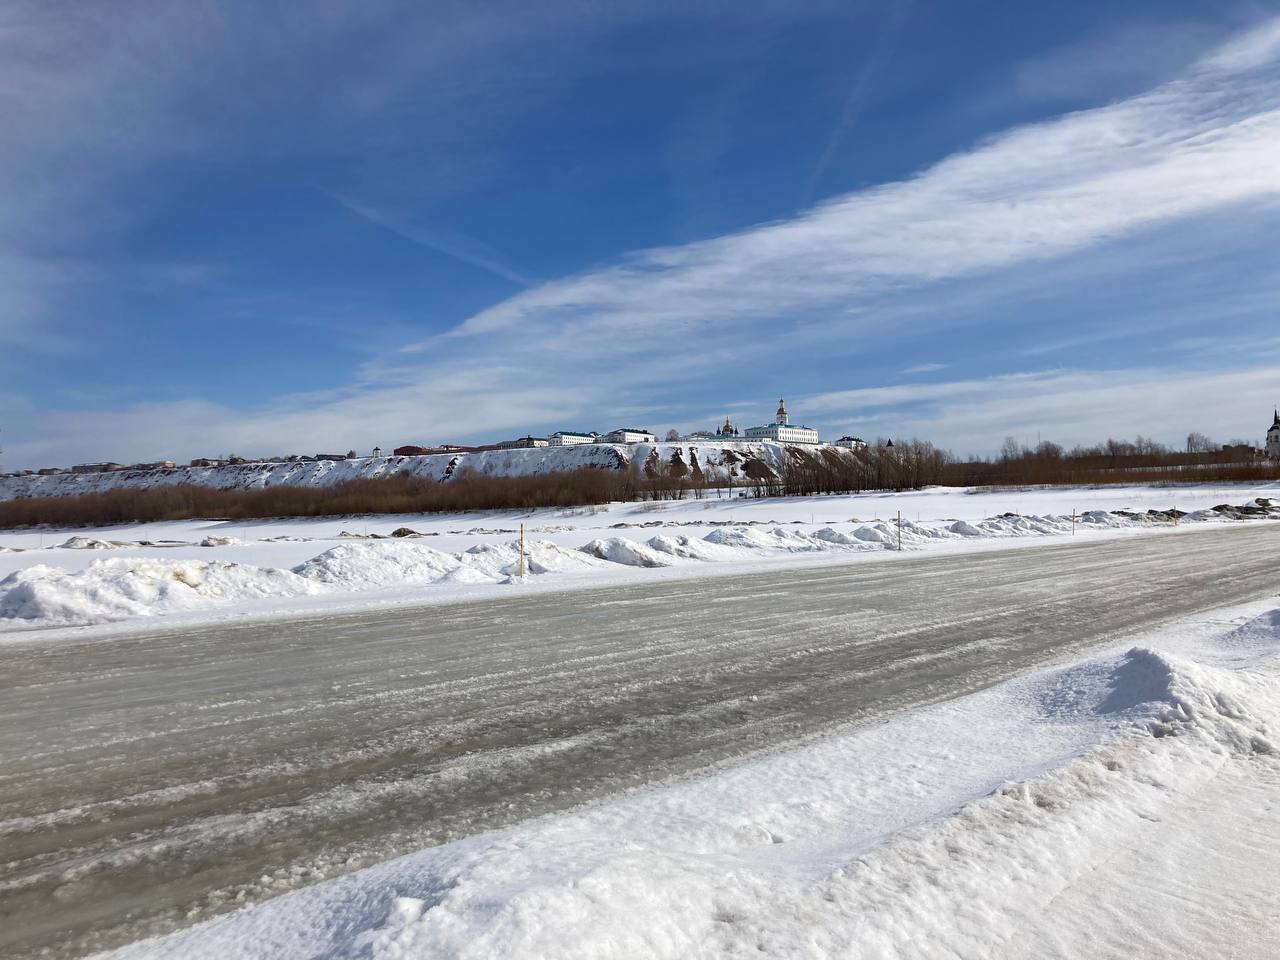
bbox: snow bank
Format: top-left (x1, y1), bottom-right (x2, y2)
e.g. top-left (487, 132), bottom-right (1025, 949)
top-left (703, 526), bottom-right (828, 552)
top-left (578, 537), bottom-right (675, 567)
top-left (645, 534), bottom-right (744, 562)
top-left (59, 536), bottom-right (123, 549)
top-left (2, 502), bottom-right (1269, 629)
top-left (461, 540), bottom-right (609, 578)
top-left (0, 558), bottom-right (321, 625)
top-left (92, 621), bottom-right (1280, 960)
top-left (294, 541), bottom-right (472, 589)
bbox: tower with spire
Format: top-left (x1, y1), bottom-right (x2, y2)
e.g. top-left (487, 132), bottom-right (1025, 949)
top-left (775, 398), bottom-right (788, 425)
top-left (1266, 409), bottom-right (1280, 459)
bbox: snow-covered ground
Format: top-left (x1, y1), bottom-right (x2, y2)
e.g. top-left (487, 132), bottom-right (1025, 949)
top-left (2, 482), bottom-right (1278, 635)
top-left (89, 596), bottom-right (1280, 959)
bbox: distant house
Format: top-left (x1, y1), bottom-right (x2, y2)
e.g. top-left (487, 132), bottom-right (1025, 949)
top-left (190, 458), bottom-right (225, 468)
top-left (130, 460), bottom-right (177, 471)
top-left (834, 436), bottom-right (868, 450)
top-left (497, 436), bottom-right (550, 449)
top-left (314, 453), bottom-right (349, 462)
top-left (36, 467), bottom-right (65, 475)
top-left (597, 428), bottom-right (657, 444)
top-left (548, 431), bottom-right (598, 446)
top-left (393, 445), bottom-right (432, 456)
top-left (1223, 443), bottom-right (1259, 460)
top-left (73, 462), bottom-right (125, 473)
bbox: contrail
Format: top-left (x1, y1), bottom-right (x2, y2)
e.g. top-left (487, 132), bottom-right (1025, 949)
top-left (800, 1), bottom-right (914, 208)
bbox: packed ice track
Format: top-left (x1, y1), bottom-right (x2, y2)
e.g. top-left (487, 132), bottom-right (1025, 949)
top-left (2, 523), bottom-right (1279, 958)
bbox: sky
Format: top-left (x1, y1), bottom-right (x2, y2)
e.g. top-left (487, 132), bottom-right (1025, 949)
top-left (3, 0), bottom-right (1280, 469)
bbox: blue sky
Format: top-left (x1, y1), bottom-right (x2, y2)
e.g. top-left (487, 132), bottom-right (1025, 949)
top-left (4, 0), bottom-right (1280, 468)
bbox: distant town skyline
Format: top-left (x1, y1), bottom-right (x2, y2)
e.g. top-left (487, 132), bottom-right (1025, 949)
top-left (3, 2), bottom-right (1280, 470)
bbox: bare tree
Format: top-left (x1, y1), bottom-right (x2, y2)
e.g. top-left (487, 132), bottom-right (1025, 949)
top-left (1185, 431), bottom-right (1216, 454)
top-left (664, 428), bottom-right (681, 442)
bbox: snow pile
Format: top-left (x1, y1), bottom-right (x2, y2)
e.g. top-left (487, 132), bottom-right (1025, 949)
top-left (270, 538), bottom-right (609, 592)
top-left (93, 628), bottom-right (1280, 960)
top-left (703, 525), bottom-right (831, 552)
top-left (578, 537), bottom-right (675, 567)
top-left (199, 535), bottom-right (242, 547)
top-left (645, 534), bottom-right (745, 561)
top-left (0, 558), bottom-right (321, 625)
top-left (293, 542), bottom-right (472, 589)
top-left (460, 540), bottom-right (608, 578)
top-left (59, 536), bottom-right (122, 549)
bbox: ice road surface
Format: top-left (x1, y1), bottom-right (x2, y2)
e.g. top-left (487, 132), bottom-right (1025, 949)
top-left (91, 601), bottom-right (1280, 960)
top-left (2, 482), bottom-right (1277, 633)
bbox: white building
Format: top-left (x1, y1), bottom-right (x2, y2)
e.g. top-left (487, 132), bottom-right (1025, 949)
top-left (743, 399), bottom-right (820, 445)
top-left (497, 436), bottom-right (549, 449)
top-left (1266, 411), bottom-right (1280, 459)
top-left (598, 428), bottom-right (657, 444)
top-left (548, 431), bottom-right (598, 446)
top-left (834, 435), bottom-right (867, 450)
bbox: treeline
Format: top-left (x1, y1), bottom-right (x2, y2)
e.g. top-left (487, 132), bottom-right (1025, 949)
top-left (945, 435), bottom-right (1278, 487)
top-left (777, 440), bottom-right (950, 496)
top-left (0, 469), bottom-right (630, 528)
top-left (623, 441), bottom-right (950, 501)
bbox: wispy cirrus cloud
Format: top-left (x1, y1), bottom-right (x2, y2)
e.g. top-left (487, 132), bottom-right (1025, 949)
top-left (445, 18), bottom-right (1280, 360)
top-left (901, 362), bottom-right (947, 376)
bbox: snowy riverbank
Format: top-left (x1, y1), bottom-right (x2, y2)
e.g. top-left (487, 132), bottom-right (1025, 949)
top-left (2, 483), bottom-right (1278, 633)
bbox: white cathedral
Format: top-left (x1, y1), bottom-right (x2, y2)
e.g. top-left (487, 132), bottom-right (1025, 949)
top-left (743, 398), bottom-right (821, 445)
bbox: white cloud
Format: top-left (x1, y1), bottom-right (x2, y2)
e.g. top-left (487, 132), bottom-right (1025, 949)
top-left (901, 362), bottom-right (947, 376)
top-left (449, 18), bottom-right (1280, 353)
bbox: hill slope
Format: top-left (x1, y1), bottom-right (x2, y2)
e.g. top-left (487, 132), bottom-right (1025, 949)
top-left (0, 442), bottom-right (855, 500)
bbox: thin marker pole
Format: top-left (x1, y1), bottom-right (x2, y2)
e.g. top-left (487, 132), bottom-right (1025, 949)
top-left (897, 510), bottom-right (902, 551)
top-left (519, 522), bottom-right (526, 578)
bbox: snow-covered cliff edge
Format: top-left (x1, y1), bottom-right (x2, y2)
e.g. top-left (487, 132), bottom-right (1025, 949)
top-left (0, 442), bottom-right (855, 500)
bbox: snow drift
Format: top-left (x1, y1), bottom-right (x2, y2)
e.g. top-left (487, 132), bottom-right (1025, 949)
top-left (0, 558), bottom-right (322, 624)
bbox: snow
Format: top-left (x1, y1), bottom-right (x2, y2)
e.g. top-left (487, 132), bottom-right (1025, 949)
top-left (0, 558), bottom-right (322, 624)
top-left (294, 541), bottom-right (474, 589)
top-left (578, 537), bottom-right (675, 567)
top-left (2, 483), bottom-right (1278, 633)
top-left (89, 599), bottom-right (1280, 960)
